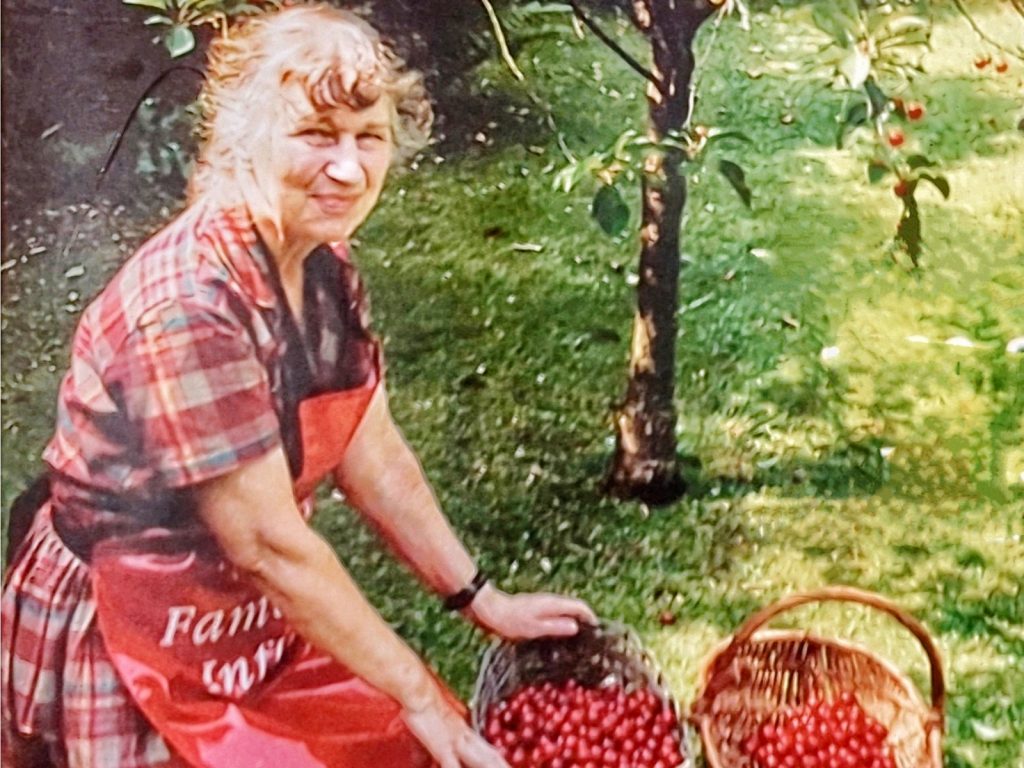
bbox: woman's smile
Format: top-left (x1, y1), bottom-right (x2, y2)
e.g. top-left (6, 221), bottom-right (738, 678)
top-left (310, 192), bottom-right (361, 215)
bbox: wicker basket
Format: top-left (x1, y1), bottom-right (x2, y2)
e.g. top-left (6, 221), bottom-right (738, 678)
top-left (691, 587), bottom-right (945, 768)
top-left (472, 620), bottom-right (690, 765)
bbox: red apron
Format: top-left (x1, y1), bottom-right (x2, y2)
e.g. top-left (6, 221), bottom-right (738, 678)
top-left (92, 380), bottom-right (454, 768)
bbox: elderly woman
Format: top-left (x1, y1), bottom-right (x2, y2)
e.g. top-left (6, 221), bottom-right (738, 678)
top-left (1, 5), bottom-right (594, 767)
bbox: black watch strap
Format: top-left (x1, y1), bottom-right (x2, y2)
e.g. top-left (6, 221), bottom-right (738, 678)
top-left (442, 570), bottom-right (489, 612)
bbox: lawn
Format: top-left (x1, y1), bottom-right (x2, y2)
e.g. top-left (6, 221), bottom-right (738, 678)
top-left (2, 2), bottom-right (1022, 766)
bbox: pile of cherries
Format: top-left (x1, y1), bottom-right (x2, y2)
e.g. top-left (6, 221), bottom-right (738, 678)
top-left (742, 692), bottom-right (896, 768)
top-left (482, 679), bottom-right (684, 768)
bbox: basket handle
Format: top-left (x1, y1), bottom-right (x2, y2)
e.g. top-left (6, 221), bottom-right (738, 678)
top-left (729, 586), bottom-right (945, 716)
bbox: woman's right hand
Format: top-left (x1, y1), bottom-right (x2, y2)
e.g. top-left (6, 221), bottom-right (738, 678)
top-left (402, 695), bottom-right (509, 768)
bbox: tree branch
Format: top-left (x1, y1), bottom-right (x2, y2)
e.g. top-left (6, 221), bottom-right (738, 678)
top-left (478, 0), bottom-right (525, 80)
top-left (951, 0), bottom-right (1024, 62)
top-left (98, 65), bottom-right (205, 182)
top-left (566, 0), bottom-right (662, 89)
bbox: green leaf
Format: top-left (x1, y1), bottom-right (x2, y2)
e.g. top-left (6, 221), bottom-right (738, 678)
top-left (612, 129), bottom-right (639, 159)
top-left (846, 102), bottom-right (869, 126)
top-left (514, 2), bottom-right (573, 16)
top-left (919, 173), bottom-right (951, 199)
top-left (164, 25), bottom-right (196, 57)
top-left (553, 162), bottom-right (581, 194)
top-left (591, 185), bottom-right (630, 236)
top-left (812, 4), bottom-right (856, 45)
top-left (863, 79), bottom-right (889, 117)
top-left (718, 160), bottom-right (752, 209)
top-left (881, 15), bottom-right (930, 40)
top-left (144, 14), bottom-right (173, 25)
top-left (123, 0), bottom-right (170, 10)
top-left (906, 154), bottom-right (937, 169)
top-left (896, 197), bottom-right (922, 266)
top-left (837, 0), bottom-right (859, 20)
top-left (867, 162), bottom-right (889, 184)
top-left (706, 129), bottom-right (753, 145)
top-left (840, 47), bottom-right (872, 89)
top-left (836, 102), bottom-right (868, 148)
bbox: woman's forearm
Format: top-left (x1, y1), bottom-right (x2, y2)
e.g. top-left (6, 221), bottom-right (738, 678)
top-left (334, 390), bottom-right (597, 645)
top-left (252, 527), bottom-right (437, 709)
top-left (335, 391), bottom-right (478, 598)
top-left (196, 447), bottom-right (439, 713)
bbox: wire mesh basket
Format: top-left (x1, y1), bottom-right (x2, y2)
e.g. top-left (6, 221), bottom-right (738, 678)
top-left (472, 620), bottom-right (690, 766)
top-left (691, 587), bottom-right (945, 768)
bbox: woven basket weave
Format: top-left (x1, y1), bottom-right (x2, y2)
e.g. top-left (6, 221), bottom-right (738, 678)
top-left (692, 587), bottom-right (945, 768)
top-left (472, 621), bottom-right (690, 764)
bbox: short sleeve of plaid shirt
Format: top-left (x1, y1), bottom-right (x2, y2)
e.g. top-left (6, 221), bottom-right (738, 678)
top-left (105, 297), bottom-right (282, 489)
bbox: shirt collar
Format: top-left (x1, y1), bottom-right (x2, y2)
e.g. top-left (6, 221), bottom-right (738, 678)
top-left (195, 203), bottom-right (278, 310)
top-left (195, 202), bottom-right (353, 311)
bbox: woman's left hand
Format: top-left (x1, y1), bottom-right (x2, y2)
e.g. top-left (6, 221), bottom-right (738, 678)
top-left (466, 584), bottom-right (597, 640)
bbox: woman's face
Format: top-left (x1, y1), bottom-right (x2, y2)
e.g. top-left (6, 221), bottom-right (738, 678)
top-left (255, 81), bottom-right (394, 247)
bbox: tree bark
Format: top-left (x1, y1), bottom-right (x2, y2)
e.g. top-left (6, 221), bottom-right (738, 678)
top-left (604, 1), bottom-right (714, 504)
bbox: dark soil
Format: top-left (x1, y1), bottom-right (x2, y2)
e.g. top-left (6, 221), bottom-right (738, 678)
top-left (2, 0), bottom-right (204, 224)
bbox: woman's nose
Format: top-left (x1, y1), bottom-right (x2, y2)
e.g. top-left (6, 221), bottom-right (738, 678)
top-left (324, 136), bottom-right (363, 186)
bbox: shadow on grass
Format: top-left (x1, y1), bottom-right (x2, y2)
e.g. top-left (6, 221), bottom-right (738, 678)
top-left (688, 437), bottom-right (891, 500)
top-left (932, 575), bottom-right (1024, 655)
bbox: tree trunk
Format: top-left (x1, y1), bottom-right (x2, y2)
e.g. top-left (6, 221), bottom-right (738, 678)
top-left (604, 1), bottom-right (713, 504)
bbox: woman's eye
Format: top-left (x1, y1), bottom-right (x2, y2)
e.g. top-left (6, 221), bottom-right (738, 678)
top-left (297, 128), bottom-right (334, 143)
top-left (358, 132), bottom-right (387, 143)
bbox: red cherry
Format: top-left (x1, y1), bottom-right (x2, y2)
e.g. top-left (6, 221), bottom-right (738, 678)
top-left (887, 128), bottom-right (906, 148)
top-left (905, 101), bottom-right (925, 121)
top-left (995, 60), bottom-right (1009, 73)
top-left (974, 56), bottom-right (991, 69)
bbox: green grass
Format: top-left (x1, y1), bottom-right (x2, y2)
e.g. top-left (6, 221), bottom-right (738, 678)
top-left (3, 3), bottom-right (1023, 766)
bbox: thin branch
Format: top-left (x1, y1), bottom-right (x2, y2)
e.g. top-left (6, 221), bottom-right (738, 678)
top-left (951, 0), bottom-right (1024, 62)
top-left (688, 13), bottom-right (725, 126)
top-left (566, 0), bottom-right (662, 89)
top-left (98, 65), bottom-right (206, 182)
top-left (60, 64), bottom-right (205, 265)
top-left (477, 0), bottom-right (525, 81)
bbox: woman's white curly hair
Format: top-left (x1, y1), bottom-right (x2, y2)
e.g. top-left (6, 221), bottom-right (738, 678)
top-left (189, 2), bottom-right (433, 205)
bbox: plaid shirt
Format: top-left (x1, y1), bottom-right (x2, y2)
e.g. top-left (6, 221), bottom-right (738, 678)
top-left (3, 202), bottom-right (379, 766)
top-left (42, 201), bottom-right (377, 552)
